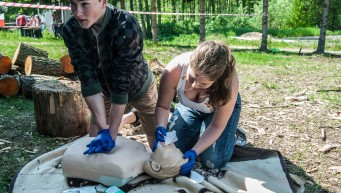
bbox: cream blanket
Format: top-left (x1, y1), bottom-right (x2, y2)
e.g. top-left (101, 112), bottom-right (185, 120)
top-left (10, 138), bottom-right (295, 193)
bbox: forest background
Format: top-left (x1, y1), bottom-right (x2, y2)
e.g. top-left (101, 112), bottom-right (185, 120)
top-left (1, 0), bottom-right (341, 41)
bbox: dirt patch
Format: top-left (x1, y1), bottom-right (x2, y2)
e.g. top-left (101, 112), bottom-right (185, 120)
top-left (240, 32), bottom-right (264, 39)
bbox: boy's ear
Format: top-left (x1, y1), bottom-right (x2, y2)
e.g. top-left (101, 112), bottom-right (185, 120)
top-left (101, 0), bottom-right (107, 8)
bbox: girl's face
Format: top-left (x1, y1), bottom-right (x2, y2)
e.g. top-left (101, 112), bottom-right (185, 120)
top-left (70, 0), bottom-right (106, 29)
top-left (187, 66), bottom-right (214, 90)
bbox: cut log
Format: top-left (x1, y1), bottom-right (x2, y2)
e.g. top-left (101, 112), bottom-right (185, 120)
top-left (0, 74), bottom-right (21, 97)
top-left (60, 55), bottom-right (74, 74)
top-left (12, 42), bottom-right (48, 68)
top-left (0, 55), bottom-right (12, 74)
top-left (60, 55), bottom-right (78, 81)
top-left (32, 79), bottom-right (90, 137)
top-left (25, 56), bottom-right (61, 76)
top-left (21, 74), bottom-right (58, 99)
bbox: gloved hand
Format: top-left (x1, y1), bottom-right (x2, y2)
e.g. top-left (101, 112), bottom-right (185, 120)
top-left (180, 149), bottom-right (197, 175)
top-left (151, 126), bottom-right (167, 152)
top-left (83, 129), bottom-right (115, 155)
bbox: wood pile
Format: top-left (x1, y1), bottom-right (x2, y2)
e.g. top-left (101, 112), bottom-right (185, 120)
top-left (1, 43), bottom-right (167, 137)
top-left (1, 42), bottom-right (90, 137)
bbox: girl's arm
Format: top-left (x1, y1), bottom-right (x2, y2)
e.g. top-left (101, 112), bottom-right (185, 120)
top-left (192, 74), bottom-right (239, 155)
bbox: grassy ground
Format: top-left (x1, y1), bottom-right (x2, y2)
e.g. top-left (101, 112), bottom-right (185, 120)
top-left (0, 31), bottom-right (340, 193)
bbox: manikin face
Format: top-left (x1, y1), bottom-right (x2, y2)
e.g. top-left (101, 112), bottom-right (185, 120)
top-left (70, 0), bottom-right (107, 29)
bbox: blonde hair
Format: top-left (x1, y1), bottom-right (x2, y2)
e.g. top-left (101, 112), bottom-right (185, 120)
top-left (189, 41), bottom-right (236, 109)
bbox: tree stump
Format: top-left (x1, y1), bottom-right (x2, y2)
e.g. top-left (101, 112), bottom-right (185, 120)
top-left (25, 56), bottom-right (61, 76)
top-left (12, 42), bottom-right (48, 68)
top-left (0, 74), bottom-right (21, 97)
top-left (21, 74), bottom-right (58, 99)
top-left (0, 55), bottom-right (12, 74)
top-left (32, 79), bottom-right (90, 137)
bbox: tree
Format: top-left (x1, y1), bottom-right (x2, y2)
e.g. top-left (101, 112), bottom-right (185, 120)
top-left (260, 0), bottom-right (268, 51)
top-left (120, 0), bottom-right (126, 10)
top-left (316, 0), bottom-right (329, 54)
top-left (199, 0), bottom-right (205, 43)
top-left (151, 0), bottom-right (158, 42)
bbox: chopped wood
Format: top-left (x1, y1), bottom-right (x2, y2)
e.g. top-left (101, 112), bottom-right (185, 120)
top-left (0, 146), bottom-right (12, 153)
top-left (285, 95), bottom-right (308, 101)
top-left (25, 55), bottom-right (61, 76)
top-left (318, 144), bottom-right (339, 153)
top-left (328, 166), bottom-right (341, 173)
top-left (0, 55), bottom-right (12, 74)
top-left (0, 74), bottom-right (21, 97)
top-left (247, 125), bottom-right (266, 134)
top-left (12, 42), bottom-right (48, 67)
top-left (306, 167), bottom-right (319, 173)
top-left (148, 58), bottom-right (165, 75)
top-left (0, 138), bottom-right (12, 143)
top-left (60, 55), bottom-right (74, 74)
top-left (321, 128), bottom-right (326, 141)
top-left (24, 149), bottom-right (38, 154)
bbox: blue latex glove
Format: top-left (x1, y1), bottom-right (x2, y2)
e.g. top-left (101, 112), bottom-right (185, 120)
top-left (83, 129), bottom-right (115, 155)
top-left (151, 126), bottom-right (167, 152)
top-left (180, 149), bottom-right (197, 175)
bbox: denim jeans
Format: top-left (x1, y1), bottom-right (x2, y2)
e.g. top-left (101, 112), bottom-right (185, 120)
top-left (167, 93), bottom-right (242, 169)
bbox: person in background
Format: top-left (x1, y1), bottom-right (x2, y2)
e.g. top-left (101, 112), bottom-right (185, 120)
top-left (16, 13), bottom-right (27, 36)
top-left (62, 0), bottom-right (158, 154)
top-left (25, 15), bottom-right (35, 37)
top-left (154, 41), bottom-right (242, 176)
top-left (34, 15), bottom-right (42, 38)
top-left (52, 10), bottom-right (60, 38)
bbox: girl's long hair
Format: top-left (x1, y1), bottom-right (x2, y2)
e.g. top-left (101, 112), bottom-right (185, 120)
top-left (189, 41), bottom-right (236, 109)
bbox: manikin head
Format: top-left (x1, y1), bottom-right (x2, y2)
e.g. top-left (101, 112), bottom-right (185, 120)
top-left (69, 0), bottom-right (107, 29)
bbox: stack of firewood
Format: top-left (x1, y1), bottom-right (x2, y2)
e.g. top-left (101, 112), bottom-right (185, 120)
top-left (0, 42), bottom-right (88, 138)
top-left (0, 42), bottom-right (75, 98)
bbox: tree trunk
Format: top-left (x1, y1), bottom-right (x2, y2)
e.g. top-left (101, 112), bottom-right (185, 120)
top-left (120, 0), bottom-right (126, 9)
top-left (144, 0), bottom-right (152, 38)
top-left (0, 55), bottom-right (12, 74)
top-left (129, 0), bottom-right (134, 11)
top-left (12, 42), bottom-right (48, 68)
top-left (172, 0), bottom-right (177, 21)
top-left (157, 0), bottom-right (161, 25)
top-left (138, 0), bottom-right (147, 37)
top-left (199, 0), bottom-right (206, 43)
top-left (33, 79), bottom-right (90, 137)
top-left (151, 0), bottom-right (158, 42)
top-left (21, 74), bottom-right (57, 99)
top-left (0, 74), bottom-right (21, 97)
top-left (316, 0), bottom-right (329, 54)
top-left (25, 56), bottom-right (61, 76)
top-left (260, 0), bottom-right (268, 51)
